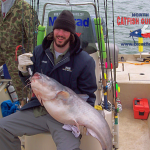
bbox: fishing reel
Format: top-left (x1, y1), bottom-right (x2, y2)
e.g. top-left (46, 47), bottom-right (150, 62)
top-left (100, 100), bottom-right (112, 111)
top-left (112, 98), bottom-right (122, 113)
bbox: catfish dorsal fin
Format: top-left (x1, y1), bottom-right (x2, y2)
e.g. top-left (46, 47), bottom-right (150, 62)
top-left (56, 91), bottom-right (70, 101)
top-left (78, 94), bottom-right (89, 102)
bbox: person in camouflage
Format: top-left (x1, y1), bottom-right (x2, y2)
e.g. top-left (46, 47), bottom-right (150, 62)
top-left (0, 0), bottom-right (37, 101)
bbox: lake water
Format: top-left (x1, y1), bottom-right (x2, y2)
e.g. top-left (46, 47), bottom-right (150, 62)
top-left (26, 0), bottom-right (150, 54)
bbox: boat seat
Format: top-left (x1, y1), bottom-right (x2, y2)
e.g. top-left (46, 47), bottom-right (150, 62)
top-left (25, 133), bottom-right (102, 150)
top-left (25, 109), bottom-right (112, 150)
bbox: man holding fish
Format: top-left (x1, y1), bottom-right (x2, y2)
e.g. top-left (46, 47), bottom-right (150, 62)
top-left (0, 10), bottom-right (99, 150)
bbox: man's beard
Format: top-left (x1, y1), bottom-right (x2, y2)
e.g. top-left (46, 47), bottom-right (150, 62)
top-left (54, 36), bottom-right (70, 47)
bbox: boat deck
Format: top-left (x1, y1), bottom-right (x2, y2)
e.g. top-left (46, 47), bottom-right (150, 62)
top-left (119, 109), bottom-right (150, 150)
top-left (117, 61), bottom-right (150, 83)
top-left (2, 53), bottom-right (150, 150)
top-left (21, 109), bottom-right (150, 150)
top-left (117, 53), bottom-right (150, 150)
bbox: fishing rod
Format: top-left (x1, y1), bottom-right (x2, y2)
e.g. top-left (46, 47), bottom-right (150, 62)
top-left (112, 0), bottom-right (117, 110)
top-left (111, 0), bottom-right (119, 148)
top-left (103, 0), bottom-right (114, 108)
top-left (94, 0), bottom-right (120, 148)
top-left (103, 0), bottom-right (120, 148)
top-left (103, 0), bottom-right (118, 113)
top-left (94, 0), bottom-right (110, 110)
top-left (102, 0), bottom-right (109, 110)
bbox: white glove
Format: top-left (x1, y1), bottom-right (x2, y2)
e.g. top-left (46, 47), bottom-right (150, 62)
top-left (62, 125), bottom-right (88, 137)
top-left (18, 53), bottom-right (33, 73)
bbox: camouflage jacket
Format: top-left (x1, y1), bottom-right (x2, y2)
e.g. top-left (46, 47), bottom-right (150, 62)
top-left (0, 0), bottom-right (38, 60)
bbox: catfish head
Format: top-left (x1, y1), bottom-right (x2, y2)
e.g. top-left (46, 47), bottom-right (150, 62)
top-left (31, 72), bottom-right (64, 104)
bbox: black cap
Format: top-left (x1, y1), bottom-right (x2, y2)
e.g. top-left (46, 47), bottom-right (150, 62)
top-left (53, 10), bottom-right (76, 34)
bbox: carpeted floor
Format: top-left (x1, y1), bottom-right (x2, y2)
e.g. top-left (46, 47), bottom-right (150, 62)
top-left (118, 109), bottom-right (150, 150)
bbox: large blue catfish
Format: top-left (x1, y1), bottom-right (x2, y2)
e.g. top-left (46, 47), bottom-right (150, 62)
top-left (31, 72), bottom-right (112, 150)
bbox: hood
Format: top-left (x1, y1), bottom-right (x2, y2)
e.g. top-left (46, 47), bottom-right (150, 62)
top-left (42, 32), bottom-right (82, 55)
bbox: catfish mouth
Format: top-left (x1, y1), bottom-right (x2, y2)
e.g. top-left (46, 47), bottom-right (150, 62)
top-left (31, 72), bottom-right (43, 86)
top-left (32, 72), bottom-right (42, 80)
top-left (31, 72), bottom-right (43, 93)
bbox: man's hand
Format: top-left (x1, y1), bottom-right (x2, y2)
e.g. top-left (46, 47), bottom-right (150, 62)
top-left (79, 126), bottom-right (87, 135)
top-left (18, 53), bottom-right (33, 73)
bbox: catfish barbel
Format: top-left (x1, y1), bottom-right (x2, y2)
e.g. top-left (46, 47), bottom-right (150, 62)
top-left (31, 72), bottom-right (112, 150)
